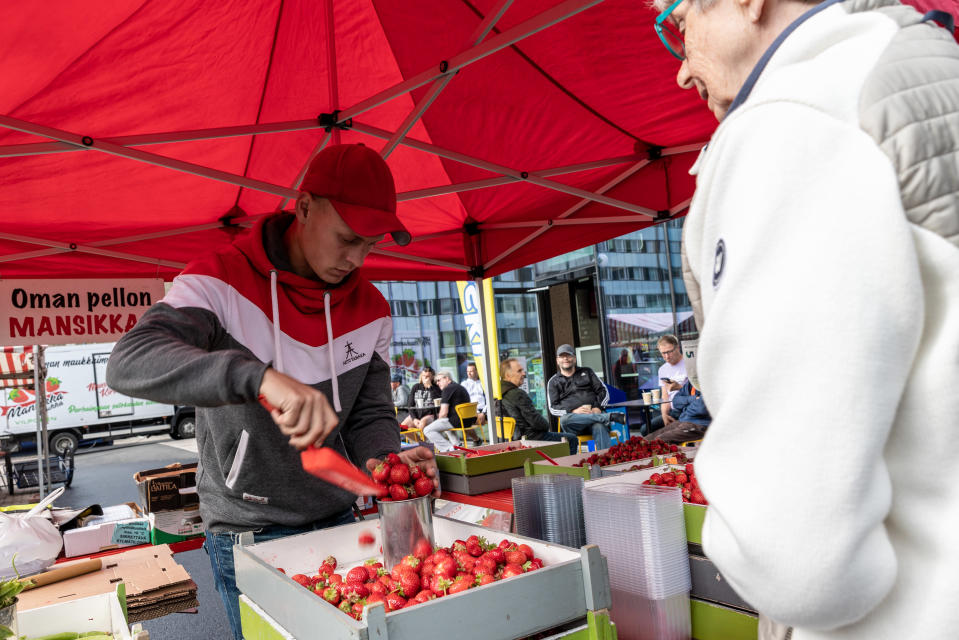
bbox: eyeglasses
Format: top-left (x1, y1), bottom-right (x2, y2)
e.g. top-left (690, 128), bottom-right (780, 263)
top-left (659, 347), bottom-right (677, 358)
top-left (654, 0), bottom-right (686, 61)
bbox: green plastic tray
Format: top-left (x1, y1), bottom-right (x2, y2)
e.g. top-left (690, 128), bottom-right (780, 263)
top-left (434, 440), bottom-right (571, 476)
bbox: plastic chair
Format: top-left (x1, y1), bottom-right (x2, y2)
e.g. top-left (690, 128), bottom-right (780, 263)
top-left (575, 430), bottom-right (621, 452)
top-left (452, 402), bottom-right (481, 445)
top-left (400, 428), bottom-right (425, 444)
top-left (495, 416), bottom-right (516, 441)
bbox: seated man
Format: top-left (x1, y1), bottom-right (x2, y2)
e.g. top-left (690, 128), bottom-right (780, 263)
top-left (401, 367), bottom-right (442, 431)
top-left (422, 371), bottom-right (475, 451)
top-left (546, 344), bottom-right (625, 450)
top-left (391, 373), bottom-right (411, 424)
top-left (645, 380), bottom-right (711, 444)
top-left (500, 358), bottom-right (578, 455)
top-left (460, 362), bottom-right (488, 426)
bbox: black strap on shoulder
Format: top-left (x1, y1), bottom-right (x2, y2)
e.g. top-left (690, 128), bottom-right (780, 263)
top-left (922, 9), bottom-right (955, 34)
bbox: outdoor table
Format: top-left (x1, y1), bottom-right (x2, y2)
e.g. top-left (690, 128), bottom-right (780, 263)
top-left (607, 399), bottom-right (671, 436)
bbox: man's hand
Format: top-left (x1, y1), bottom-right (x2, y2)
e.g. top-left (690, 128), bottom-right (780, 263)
top-left (590, 407), bottom-right (601, 414)
top-left (259, 368), bottom-right (338, 450)
top-left (663, 414), bottom-right (677, 426)
top-left (365, 446), bottom-right (441, 497)
top-left (573, 405), bottom-right (592, 414)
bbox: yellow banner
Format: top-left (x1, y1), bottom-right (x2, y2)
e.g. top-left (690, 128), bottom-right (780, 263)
top-left (456, 280), bottom-right (501, 400)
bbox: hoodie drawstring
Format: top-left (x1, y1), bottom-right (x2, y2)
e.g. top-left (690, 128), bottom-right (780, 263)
top-left (324, 291), bottom-right (341, 412)
top-left (270, 270), bottom-right (284, 372)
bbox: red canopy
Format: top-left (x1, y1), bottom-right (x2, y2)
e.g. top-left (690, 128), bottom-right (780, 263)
top-left (0, 0), bottom-right (718, 282)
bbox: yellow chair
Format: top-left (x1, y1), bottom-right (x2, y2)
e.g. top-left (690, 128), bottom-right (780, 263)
top-left (400, 428), bottom-right (425, 444)
top-left (452, 402), bottom-right (482, 445)
top-left (495, 416), bottom-right (516, 441)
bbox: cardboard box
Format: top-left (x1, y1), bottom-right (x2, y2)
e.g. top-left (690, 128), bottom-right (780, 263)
top-left (149, 507), bottom-right (204, 545)
top-left (18, 586), bottom-right (133, 640)
top-left (133, 462), bottom-right (199, 513)
top-left (62, 502), bottom-right (151, 557)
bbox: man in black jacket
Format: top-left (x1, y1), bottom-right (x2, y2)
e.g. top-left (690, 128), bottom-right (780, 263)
top-left (546, 344), bottom-right (624, 450)
top-left (500, 358), bottom-right (578, 455)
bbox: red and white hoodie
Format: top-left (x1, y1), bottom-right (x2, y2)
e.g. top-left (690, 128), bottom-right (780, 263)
top-left (107, 213), bottom-right (400, 532)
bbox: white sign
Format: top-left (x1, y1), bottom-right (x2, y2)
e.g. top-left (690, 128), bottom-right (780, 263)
top-left (1, 279), bottom-right (165, 346)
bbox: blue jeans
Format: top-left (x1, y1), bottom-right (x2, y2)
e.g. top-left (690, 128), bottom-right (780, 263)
top-left (537, 430), bottom-right (580, 455)
top-left (204, 510), bottom-right (356, 640)
top-left (560, 413), bottom-right (613, 450)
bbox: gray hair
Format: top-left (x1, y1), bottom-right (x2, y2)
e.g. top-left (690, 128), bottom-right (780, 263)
top-left (435, 370), bottom-right (453, 381)
top-left (500, 358), bottom-right (518, 380)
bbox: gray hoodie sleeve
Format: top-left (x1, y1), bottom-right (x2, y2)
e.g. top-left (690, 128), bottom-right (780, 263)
top-left (107, 302), bottom-right (269, 407)
top-left (340, 352), bottom-right (402, 465)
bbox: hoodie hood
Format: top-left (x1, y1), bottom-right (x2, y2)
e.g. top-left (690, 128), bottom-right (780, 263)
top-left (233, 213), bottom-right (361, 315)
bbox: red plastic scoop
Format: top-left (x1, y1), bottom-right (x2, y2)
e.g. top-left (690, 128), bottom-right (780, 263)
top-left (535, 449), bottom-right (560, 466)
top-left (453, 444), bottom-right (482, 454)
top-left (259, 395), bottom-right (386, 497)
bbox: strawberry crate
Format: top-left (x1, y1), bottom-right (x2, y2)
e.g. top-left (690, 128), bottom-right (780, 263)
top-left (585, 465), bottom-right (707, 544)
top-left (234, 515), bottom-right (612, 640)
top-left (434, 439), bottom-right (572, 476)
top-left (525, 446), bottom-right (695, 481)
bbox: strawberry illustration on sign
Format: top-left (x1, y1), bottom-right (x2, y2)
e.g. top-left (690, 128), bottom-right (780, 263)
top-left (45, 377), bottom-right (61, 393)
top-left (400, 349), bottom-right (415, 368)
top-left (8, 388), bottom-right (28, 404)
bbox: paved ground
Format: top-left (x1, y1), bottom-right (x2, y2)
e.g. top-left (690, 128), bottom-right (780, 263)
top-left (53, 436), bottom-right (232, 640)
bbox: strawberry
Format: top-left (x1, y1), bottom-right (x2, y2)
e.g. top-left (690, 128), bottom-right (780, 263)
top-left (472, 558), bottom-right (497, 577)
top-left (277, 567), bottom-right (286, 574)
top-left (398, 571), bottom-right (421, 597)
top-left (505, 549), bottom-right (527, 565)
top-left (352, 601), bottom-right (366, 616)
top-left (448, 576), bottom-right (471, 594)
top-left (390, 484), bottom-right (410, 501)
top-left (412, 590), bottom-right (435, 605)
top-left (369, 581), bottom-right (387, 596)
top-left (338, 600), bottom-right (353, 615)
top-left (686, 463), bottom-right (695, 474)
top-left (291, 574), bottom-right (311, 587)
top-left (497, 539), bottom-right (511, 550)
top-left (518, 544), bottom-right (534, 559)
top-left (431, 577), bottom-right (452, 596)
top-left (347, 566), bottom-right (369, 585)
top-left (366, 592), bottom-right (386, 606)
top-left (501, 563), bottom-right (525, 578)
top-left (466, 541), bottom-right (483, 557)
top-left (323, 556), bottom-right (338, 572)
top-left (413, 537), bottom-right (432, 560)
top-left (475, 573), bottom-right (495, 586)
top-left (328, 573), bottom-right (343, 585)
top-left (413, 476), bottom-right (433, 497)
top-left (410, 465), bottom-right (423, 481)
top-left (372, 462), bottom-right (391, 484)
top-left (433, 557), bottom-right (457, 580)
top-left (386, 453), bottom-right (402, 466)
top-left (401, 554), bottom-right (422, 571)
top-left (389, 464), bottom-right (411, 485)
top-left (357, 531), bottom-right (375, 546)
top-left (385, 592), bottom-right (407, 611)
top-left (322, 586), bottom-right (341, 605)
top-left (487, 548), bottom-right (506, 565)
top-left (342, 583), bottom-right (369, 599)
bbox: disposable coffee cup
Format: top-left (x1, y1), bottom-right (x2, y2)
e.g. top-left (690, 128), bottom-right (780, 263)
top-left (651, 388), bottom-right (661, 402)
top-left (642, 391), bottom-right (653, 404)
top-left (416, 398), bottom-right (425, 408)
top-left (433, 398), bottom-right (442, 407)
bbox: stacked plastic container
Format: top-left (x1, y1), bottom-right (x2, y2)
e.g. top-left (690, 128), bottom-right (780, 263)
top-left (511, 474), bottom-right (585, 548)
top-left (583, 482), bottom-right (691, 640)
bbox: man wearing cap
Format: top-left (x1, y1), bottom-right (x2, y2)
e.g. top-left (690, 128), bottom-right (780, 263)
top-left (107, 143), bottom-right (439, 640)
top-left (546, 344), bottom-right (625, 450)
top-left (391, 373), bottom-right (411, 423)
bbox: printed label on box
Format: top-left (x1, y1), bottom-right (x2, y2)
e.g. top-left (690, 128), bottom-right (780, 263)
top-left (111, 520), bottom-right (151, 545)
top-left (152, 509), bottom-right (204, 536)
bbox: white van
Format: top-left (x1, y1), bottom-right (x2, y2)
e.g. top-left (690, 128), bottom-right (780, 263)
top-left (1, 342), bottom-right (195, 455)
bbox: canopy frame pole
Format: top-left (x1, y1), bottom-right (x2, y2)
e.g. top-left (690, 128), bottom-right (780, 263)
top-left (354, 122), bottom-right (657, 216)
top-left (380, 0), bottom-right (514, 159)
top-left (0, 115), bottom-right (299, 200)
top-left (484, 157), bottom-right (651, 269)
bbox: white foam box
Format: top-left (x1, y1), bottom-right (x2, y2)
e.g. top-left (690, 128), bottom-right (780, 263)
top-left (149, 507), bottom-right (204, 545)
top-left (17, 587), bottom-right (133, 640)
top-left (234, 515), bottom-right (612, 640)
top-left (62, 503), bottom-right (151, 557)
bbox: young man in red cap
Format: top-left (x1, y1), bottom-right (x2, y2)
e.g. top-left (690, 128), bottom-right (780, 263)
top-left (108, 143), bottom-right (437, 640)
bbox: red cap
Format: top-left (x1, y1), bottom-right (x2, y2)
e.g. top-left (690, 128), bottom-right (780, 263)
top-left (298, 143), bottom-right (411, 246)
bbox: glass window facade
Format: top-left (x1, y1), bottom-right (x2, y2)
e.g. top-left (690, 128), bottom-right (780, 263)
top-left (373, 217), bottom-right (697, 409)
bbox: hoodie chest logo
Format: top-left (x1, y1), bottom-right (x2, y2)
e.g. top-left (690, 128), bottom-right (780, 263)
top-left (343, 341), bottom-right (367, 365)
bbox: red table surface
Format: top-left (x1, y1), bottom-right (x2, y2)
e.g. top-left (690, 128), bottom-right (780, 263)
top-left (439, 489), bottom-right (514, 514)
